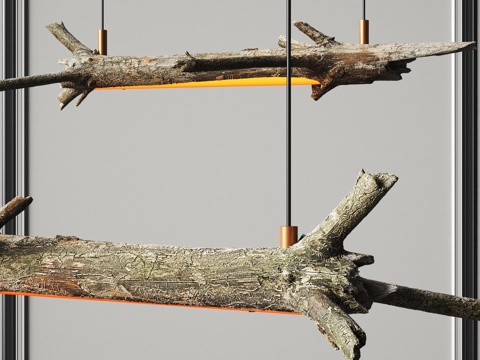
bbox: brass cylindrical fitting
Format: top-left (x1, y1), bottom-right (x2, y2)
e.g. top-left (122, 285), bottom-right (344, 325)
top-left (359, 20), bottom-right (369, 44)
top-left (280, 226), bottom-right (298, 248)
top-left (98, 29), bottom-right (108, 55)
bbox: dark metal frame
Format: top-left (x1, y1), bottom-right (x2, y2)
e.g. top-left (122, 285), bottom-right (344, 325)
top-left (2, 0), bottom-right (29, 359)
top-left (461, 0), bottom-right (477, 359)
top-left (3, 1), bottom-right (19, 359)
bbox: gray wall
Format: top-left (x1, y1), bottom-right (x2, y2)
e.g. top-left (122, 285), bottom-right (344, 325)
top-left (27, 1), bottom-right (456, 359)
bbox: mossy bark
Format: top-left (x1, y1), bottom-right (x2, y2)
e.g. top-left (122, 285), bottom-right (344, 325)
top-left (1, 171), bottom-right (479, 360)
top-left (0, 170), bottom-right (392, 359)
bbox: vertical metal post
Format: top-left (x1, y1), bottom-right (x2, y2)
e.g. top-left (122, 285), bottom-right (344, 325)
top-left (2, 0), bottom-right (27, 359)
top-left (3, 1), bottom-right (18, 359)
top-left (461, 0), bottom-right (477, 359)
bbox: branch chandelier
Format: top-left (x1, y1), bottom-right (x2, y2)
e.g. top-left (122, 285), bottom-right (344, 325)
top-left (0, 3), bottom-right (478, 359)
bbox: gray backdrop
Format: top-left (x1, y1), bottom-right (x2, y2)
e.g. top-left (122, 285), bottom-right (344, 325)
top-left (27, 1), bottom-right (457, 359)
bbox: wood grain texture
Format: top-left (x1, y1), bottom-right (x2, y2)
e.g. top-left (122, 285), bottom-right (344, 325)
top-left (0, 171), bottom-right (391, 359)
top-left (0, 22), bottom-right (473, 109)
top-left (0, 171), bottom-right (479, 359)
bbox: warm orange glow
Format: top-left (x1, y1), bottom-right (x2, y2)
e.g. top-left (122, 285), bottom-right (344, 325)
top-left (96, 77), bottom-right (320, 90)
top-left (0, 291), bottom-right (301, 315)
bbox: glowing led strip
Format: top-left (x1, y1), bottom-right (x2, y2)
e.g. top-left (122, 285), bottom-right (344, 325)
top-left (95, 77), bottom-right (320, 90)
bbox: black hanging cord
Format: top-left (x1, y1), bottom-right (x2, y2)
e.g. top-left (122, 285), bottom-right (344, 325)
top-left (286, 0), bottom-right (292, 226)
top-left (362, 0), bottom-right (366, 20)
top-left (101, 0), bottom-right (105, 30)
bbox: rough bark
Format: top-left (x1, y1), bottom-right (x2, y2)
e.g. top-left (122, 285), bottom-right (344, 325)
top-left (363, 278), bottom-right (480, 319)
top-left (0, 22), bottom-right (473, 109)
top-left (0, 196), bottom-right (33, 229)
top-left (1, 171), bottom-right (480, 360)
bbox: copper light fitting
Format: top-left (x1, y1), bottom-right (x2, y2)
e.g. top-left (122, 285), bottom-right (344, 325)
top-left (359, 20), bottom-right (369, 44)
top-left (280, 226), bottom-right (298, 248)
top-left (98, 29), bottom-right (107, 55)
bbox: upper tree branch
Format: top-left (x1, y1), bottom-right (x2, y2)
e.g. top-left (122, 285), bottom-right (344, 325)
top-left (46, 22), bottom-right (93, 55)
top-left (293, 21), bottom-right (340, 47)
top-left (294, 170), bottom-right (398, 255)
top-left (0, 22), bottom-right (473, 108)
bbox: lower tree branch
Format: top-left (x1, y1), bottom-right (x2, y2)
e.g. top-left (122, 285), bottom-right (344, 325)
top-left (362, 278), bottom-right (480, 320)
top-left (288, 288), bottom-right (366, 360)
top-left (0, 171), bottom-right (478, 360)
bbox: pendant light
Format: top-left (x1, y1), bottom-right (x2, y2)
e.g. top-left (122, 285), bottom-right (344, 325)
top-left (94, 1), bottom-right (319, 90)
top-left (280, 0), bottom-right (298, 248)
top-left (359, 0), bottom-right (369, 44)
top-left (98, 0), bottom-right (107, 55)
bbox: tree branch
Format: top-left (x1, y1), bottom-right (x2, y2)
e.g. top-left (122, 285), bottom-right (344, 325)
top-left (45, 22), bottom-right (93, 55)
top-left (288, 288), bottom-right (365, 360)
top-left (0, 71), bottom-right (80, 91)
top-left (0, 196), bottom-right (33, 229)
top-left (0, 172), bottom-right (478, 360)
top-left (362, 278), bottom-right (480, 320)
top-left (0, 170), bottom-right (392, 359)
top-left (293, 21), bottom-right (340, 47)
top-left (0, 22), bottom-right (473, 108)
top-left (294, 170), bottom-right (398, 255)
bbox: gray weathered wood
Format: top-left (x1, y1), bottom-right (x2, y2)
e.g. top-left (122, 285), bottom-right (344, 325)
top-left (1, 171), bottom-right (480, 360)
top-left (0, 22), bottom-right (473, 109)
top-left (363, 278), bottom-right (480, 319)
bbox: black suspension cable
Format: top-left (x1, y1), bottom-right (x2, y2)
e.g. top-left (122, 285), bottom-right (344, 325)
top-left (280, 0), bottom-right (297, 248)
top-left (359, 0), bottom-right (369, 44)
top-left (98, 0), bottom-right (107, 55)
top-left (101, 0), bottom-right (105, 30)
top-left (286, 0), bottom-right (292, 226)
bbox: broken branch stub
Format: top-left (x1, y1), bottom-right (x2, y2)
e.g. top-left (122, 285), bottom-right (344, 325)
top-left (0, 196), bottom-right (33, 229)
top-left (0, 22), bottom-right (473, 109)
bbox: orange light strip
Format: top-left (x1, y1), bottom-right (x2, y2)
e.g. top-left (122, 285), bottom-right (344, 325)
top-left (0, 291), bottom-right (300, 315)
top-left (96, 77), bottom-right (320, 90)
